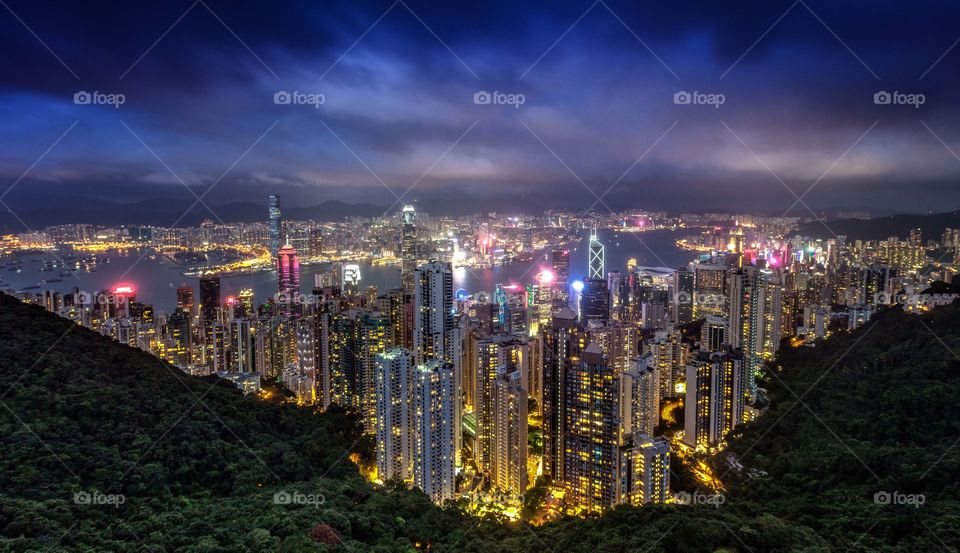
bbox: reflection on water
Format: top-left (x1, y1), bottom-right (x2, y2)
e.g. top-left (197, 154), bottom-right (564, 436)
top-left (6, 228), bottom-right (695, 313)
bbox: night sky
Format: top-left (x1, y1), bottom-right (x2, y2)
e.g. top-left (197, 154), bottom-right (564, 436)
top-left (2, 0), bottom-right (960, 217)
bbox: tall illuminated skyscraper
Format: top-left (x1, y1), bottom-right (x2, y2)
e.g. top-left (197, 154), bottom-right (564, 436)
top-left (491, 370), bottom-right (528, 496)
top-left (277, 242), bottom-right (301, 307)
top-left (649, 330), bottom-right (685, 399)
top-left (588, 229), bottom-right (604, 280)
top-left (551, 248), bottom-right (570, 307)
top-left (268, 194), bottom-right (282, 259)
top-left (412, 359), bottom-right (456, 504)
top-left (683, 350), bottom-right (745, 450)
top-left (413, 261), bottom-right (453, 365)
top-left (474, 334), bottom-right (529, 473)
top-left (564, 343), bottom-right (619, 512)
top-left (729, 267), bottom-right (782, 398)
top-left (542, 307), bottom-right (582, 482)
top-left (750, 269), bottom-right (782, 395)
top-left (375, 348), bottom-right (414, 482)
top-left (359, 311), bottom-right (392, 432)
top-left (401, 205), bottom-right (417, 292)
top-left (619, 356), bottom-right (659, 440)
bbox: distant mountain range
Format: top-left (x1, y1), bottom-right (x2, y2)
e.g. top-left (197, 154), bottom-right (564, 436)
top-left (800, 210), bottom-right (960, 240)
top-left (0, 198), bottom-right (389, 230)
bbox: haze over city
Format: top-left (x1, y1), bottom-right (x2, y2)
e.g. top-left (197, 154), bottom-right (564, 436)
top-left (2, 0), bottom-right (960, 218)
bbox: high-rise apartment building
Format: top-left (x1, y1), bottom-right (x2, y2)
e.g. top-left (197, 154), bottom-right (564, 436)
top-left (617, 433), bottom-right (670, 505)
top-left (413, 261), bottom-right (453, 364)
top-left (619, 356), bottom-right (660, 440)
top-left (412, 359), bottom-right (456, 504)
top-left (474, 334), bottom-right (529, 473)
top-left (490, 370), bottom-right (528, 496)
top-left (564, 343), bottom-right (619, 513)
top-left (375, 348), bottom-right (414, 482)
top-left (683, 350), bottom-right (745, 449)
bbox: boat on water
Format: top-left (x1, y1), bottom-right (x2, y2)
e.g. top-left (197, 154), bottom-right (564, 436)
top-left (19, 285), bottom-right (40, 291)
top-left (41, 278), bottom-right (63, 283)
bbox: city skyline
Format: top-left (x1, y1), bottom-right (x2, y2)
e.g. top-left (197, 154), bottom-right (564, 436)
top-left (2, 2), bottom-right (960, 550)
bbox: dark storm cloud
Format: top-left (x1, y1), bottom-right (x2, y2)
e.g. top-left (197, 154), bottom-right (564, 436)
top-left (1, 0), bottom-right (959, 217)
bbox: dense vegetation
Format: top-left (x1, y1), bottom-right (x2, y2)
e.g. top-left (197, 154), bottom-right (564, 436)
top-left (1, 293), bottom-right (958, 551)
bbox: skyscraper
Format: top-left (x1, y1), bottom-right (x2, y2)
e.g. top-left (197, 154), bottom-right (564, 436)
top-left (490, 370), bottom-right (528, 496)
top-left (176, 285), bottom-right (194, 315)
top-left (542, 307), bottom-right (582, 482)
top-left (551, 248), bottom-right (570, 307)
top-left (672, 267), bottom-right (693, 324)
top-left (581, 279), bottom-right (611, 322)
top-left (729, 267), bottom-right (782, 398)
top-left (198, 275), bottom-right (221, 325)
top-left (683, 350), bottom-right (745, 450)
top-left (649, 329), bottom-right (685, 399)
top-left (474, 334), bottom-right (529, 473)
top-left (401, 205), bottom-right (416, 292)
top-left (617, 434), bottom-right (670, 505)
top-left (412, 359), bottom-right (456, 504)
top-left (277, 242), bottom-right (301, 305)
top-left (588, 229), bottom-right (604, 280)
top-left (269, 194), bottom-right (282, 258)
top-left (413, 261), bottom-right (453, 365)
top-left (376, 348), bottom-right (414, 482)
top-left (564, 343), bottom-right (619, 513)
top-left (619, 356), bottom-right (660, 440)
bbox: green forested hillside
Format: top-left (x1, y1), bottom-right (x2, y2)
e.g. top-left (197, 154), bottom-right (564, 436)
top-left (1, 293), bottom-right (958, 552)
